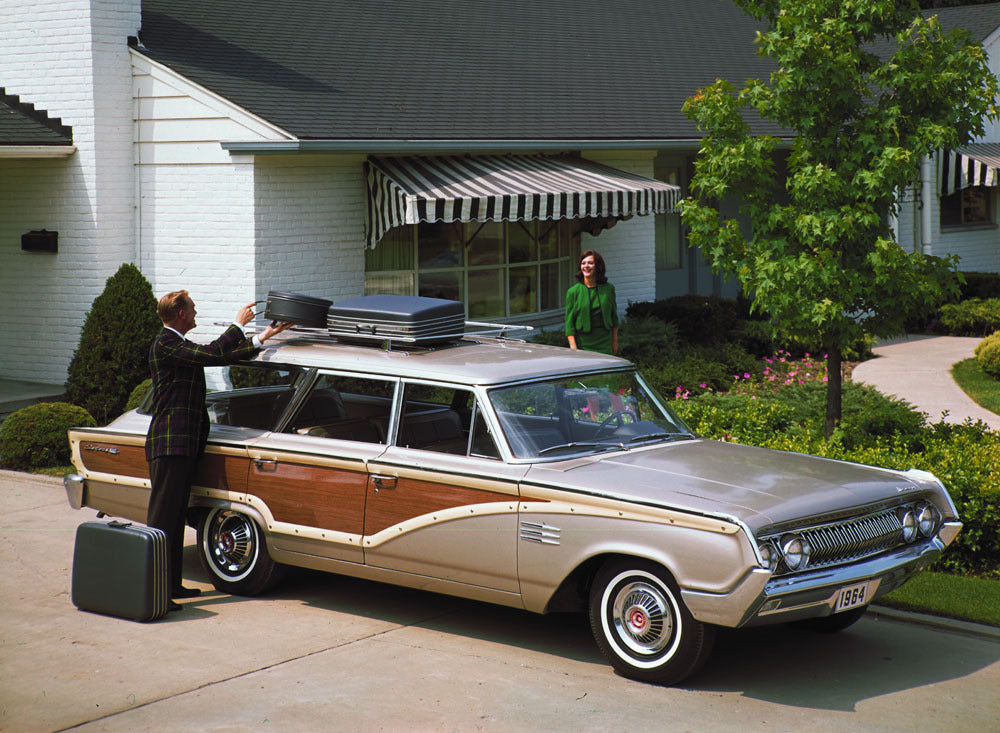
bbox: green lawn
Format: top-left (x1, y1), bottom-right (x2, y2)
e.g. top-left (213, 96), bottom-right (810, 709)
top-left (876, 570), bottom-right (1000, 627)
top-left (951, 357), bottom-right (1000, 416)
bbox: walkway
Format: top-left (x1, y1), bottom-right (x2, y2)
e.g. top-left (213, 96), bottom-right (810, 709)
top-left (851, 335), bottom-right (1000, 431)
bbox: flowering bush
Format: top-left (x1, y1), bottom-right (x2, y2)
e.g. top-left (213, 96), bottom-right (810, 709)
top-left (732, 350), bottom-right (828, 394)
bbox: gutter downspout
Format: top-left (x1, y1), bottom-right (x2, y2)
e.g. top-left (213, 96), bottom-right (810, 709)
top-left (921, 155), bottom-right (933, 255)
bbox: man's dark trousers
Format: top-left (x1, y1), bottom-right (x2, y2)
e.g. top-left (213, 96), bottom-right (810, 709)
top-left (148, 454), bottom-right (200, 593)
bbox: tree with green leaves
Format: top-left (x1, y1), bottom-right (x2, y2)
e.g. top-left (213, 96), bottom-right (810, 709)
top-left (680, 0), bottom-right (999, 438)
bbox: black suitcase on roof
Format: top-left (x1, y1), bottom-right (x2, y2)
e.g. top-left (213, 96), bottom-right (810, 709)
top-left (327, 295), bottom-right (465, 346)
top-left (71, 520), bottom-right (170, 622)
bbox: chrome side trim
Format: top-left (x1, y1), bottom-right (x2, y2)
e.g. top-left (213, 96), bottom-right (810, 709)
top-left (519, 520), bottom-right (561, 545)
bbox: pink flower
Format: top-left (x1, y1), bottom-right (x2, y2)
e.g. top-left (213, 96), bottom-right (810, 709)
top-left (743, 372), bottom-right (751, 379)
top-left (699, 383), bottom-right (707, 389)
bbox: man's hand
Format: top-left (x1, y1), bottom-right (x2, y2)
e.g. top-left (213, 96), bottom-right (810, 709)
top-left (260, 321), bottom-right (293, 342)
top-left (236, 303), bottom-right (256, 326)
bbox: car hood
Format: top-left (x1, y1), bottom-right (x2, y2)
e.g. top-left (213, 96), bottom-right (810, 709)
top-left (523, 439), bottom-right (921, 532)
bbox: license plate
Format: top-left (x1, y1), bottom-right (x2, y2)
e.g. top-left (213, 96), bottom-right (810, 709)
top-left (834, 579), bottom-right (879, 612)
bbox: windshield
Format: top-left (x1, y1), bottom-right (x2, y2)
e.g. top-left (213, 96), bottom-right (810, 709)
top-left (488, 370), bottom-right (694, 459)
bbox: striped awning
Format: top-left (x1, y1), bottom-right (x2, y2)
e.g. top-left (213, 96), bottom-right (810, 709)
top-left (365, 153), bottom-right (681, 248)
top-left (941, 144), bottom-right (1000, 196)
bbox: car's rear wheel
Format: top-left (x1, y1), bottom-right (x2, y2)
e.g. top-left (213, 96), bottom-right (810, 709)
top-left (197, 507), bottom-right (283, 596)
top-left (588, 559), bottom-right (715, 685)
top-left (791, 605), bottom-right (868, 633)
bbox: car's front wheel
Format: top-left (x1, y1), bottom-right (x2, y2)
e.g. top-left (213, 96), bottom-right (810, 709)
top-left (197, 507), bottom-right (284, 596)
top-left (588, 559), bottom-right (715, 685)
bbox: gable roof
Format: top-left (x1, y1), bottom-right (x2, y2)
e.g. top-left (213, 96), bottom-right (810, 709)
top-left (134, 0), bottom-right (783, 142)
top-left (133, 1), bottom-right (1000, 145)
top-left (0, 88), bottom-right (73, 146)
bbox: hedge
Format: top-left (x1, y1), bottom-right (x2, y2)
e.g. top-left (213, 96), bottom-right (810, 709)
top-left (0, 402), bottom-right (96, 471)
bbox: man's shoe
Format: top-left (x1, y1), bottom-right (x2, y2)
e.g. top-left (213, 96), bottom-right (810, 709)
top-left (167, 600), bottom-right (183, 612)
top-left (172, 586), bottom-right (202, 599)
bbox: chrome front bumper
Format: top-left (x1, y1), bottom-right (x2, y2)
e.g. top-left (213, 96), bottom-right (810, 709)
top-left (682, 521), bottom-right (962, 628)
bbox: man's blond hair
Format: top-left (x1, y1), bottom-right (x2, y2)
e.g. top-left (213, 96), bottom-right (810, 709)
top-left (157, 290), bottom-right (191, 323)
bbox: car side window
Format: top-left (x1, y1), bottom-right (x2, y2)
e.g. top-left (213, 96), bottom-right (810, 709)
top-left (203, 365), bottom-right (303, 429)
top-left (286, 372), bottom-right (395, 444)
top-left (397, 383), bottom-right (499, 458)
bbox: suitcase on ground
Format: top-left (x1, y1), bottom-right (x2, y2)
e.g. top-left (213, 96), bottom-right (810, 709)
top-left (327, 294), bottom-right (465, 346)
top-left (71, 520), bottom-right (170, 622)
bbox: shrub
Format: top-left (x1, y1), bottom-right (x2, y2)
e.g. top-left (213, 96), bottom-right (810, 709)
top-left (618, 318), bottom-right (680, 367)
top-left (0, 402), bottom-right (96, 471)
top-left (625, 295), bottom-right (747, 345)
top-left (64, 263), bottom-right (161, 425)
top-left (974, 332), bottom-right (1000, 379)
top-left (674, 392), bottom-right (795, 443)
top-left (529, 328), bottom-right (569, 348)
top-left (959, 271), bottom-right (1000, 301)
top-left (938, 298), bottom-right (1000, 336)
top-left (125, 378), bottom-right (152, 412)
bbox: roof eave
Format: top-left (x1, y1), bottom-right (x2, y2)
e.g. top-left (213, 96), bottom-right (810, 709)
top-left (221, 139), bottom-right (710, 155)
top-left (0, 145), bottom-right (76, 158)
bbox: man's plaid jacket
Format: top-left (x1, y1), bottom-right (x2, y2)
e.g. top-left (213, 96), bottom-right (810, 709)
top-left (144, 324), bottom-right (260, 461)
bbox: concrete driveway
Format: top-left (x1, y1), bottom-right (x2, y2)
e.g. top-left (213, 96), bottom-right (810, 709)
top-left (2, 471), bottom-right (999, 733)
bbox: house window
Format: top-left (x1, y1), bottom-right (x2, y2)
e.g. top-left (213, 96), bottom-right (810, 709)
top-left (654, 166), bottom-right (682, 270)
top-left (941, 186), bottom-right (994, 228)
top-left (365, 220), bottom-right (576, 318)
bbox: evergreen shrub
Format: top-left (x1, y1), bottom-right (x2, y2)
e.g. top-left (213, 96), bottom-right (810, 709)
top-left (974, 332), bottom-right (1000, 379)
top-left (625, 295), bottom-right (747, 345)
top-left (0, 402), bottom-right (96, 470)
top-left (125, 378), bottom-right (152, 412)
top-left (64, 264), bottom-right (161, 425)
top-left (959, 271), bottom-right (1000, 301)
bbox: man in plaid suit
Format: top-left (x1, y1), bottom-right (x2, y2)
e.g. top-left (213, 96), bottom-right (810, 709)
top-left (145, 290), bottom-right (289, 610)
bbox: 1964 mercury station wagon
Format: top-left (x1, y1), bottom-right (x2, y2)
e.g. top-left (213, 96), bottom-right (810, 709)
top-left (64, 316), bottom-right (962, 685)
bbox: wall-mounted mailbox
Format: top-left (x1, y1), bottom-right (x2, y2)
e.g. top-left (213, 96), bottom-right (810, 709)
top-left (21, 230), bottom-right (58, 253)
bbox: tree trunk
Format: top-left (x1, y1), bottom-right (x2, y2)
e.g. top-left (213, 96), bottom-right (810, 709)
top-left (825, 340), bottom-right (843, 440)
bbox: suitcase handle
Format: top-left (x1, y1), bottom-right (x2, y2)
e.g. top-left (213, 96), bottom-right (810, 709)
top-left (107, 520), bottom-right (133, 529)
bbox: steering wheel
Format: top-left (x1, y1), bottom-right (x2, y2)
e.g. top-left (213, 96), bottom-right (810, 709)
top-left (593, 410), bottom-right (636, 439)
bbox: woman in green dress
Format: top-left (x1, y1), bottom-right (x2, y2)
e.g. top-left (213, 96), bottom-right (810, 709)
top-left (565, 249), bottom-right (618, 355)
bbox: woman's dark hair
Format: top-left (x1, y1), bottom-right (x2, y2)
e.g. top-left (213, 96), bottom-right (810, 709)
top-left (575, 249), bottom-right (608, 284)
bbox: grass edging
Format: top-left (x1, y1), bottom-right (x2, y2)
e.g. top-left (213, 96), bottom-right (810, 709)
top-left (951, 357), bottom-right (1000, 416)
top-left (875, 571), bottom-right (1000, 628)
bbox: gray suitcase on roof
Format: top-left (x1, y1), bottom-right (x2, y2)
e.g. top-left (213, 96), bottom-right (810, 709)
top-left (71, 520), bottom-right (170, 622)
top-left (327, 294), bottom-right (465, 345)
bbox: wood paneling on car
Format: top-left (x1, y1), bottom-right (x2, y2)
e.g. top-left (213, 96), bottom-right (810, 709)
top-left (79, 442), bottom-right (147, 478)
top-left (249, 459), bottom-right (367, 535)
top-left (363, 475), bottom-right (513, 536)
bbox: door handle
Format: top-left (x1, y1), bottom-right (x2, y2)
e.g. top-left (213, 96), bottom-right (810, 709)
top-left (371, 474), bottom-right (397, 493)
top-left (253, 458), bottom-right (278, 472)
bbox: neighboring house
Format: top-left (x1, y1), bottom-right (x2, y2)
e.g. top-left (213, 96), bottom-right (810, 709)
top-left (0, 0), bottom-right (997, 395)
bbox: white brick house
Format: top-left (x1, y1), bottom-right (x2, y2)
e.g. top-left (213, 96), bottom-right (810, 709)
top-left (0, 0), bottom-right (997, 400)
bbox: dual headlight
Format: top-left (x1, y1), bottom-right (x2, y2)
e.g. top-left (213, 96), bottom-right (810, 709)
top-left (898, 502), bottom-right (940, 543)
top-left (757, 533), bottom-right (811, 572)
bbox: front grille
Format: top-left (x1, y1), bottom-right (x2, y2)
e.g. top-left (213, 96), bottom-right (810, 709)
top-left (801, 509), bottom-right (903, 568)
top-left (761, 507), bottom-right (907, 575)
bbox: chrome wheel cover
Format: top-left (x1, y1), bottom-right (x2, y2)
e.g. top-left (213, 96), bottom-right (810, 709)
top-left (601, 570), bottom-right (681, 666)
top-left (205, 509), bottom-right (259, 581)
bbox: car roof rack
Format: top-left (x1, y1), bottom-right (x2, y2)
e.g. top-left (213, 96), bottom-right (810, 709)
top-left (236, 319), bottom-right (534, 352)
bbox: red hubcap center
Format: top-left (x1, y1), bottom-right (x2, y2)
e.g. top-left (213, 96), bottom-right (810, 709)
top-left (221, 532), bottom-right (235, 553)
top-left (629, 608), bottom-right (648, 631)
